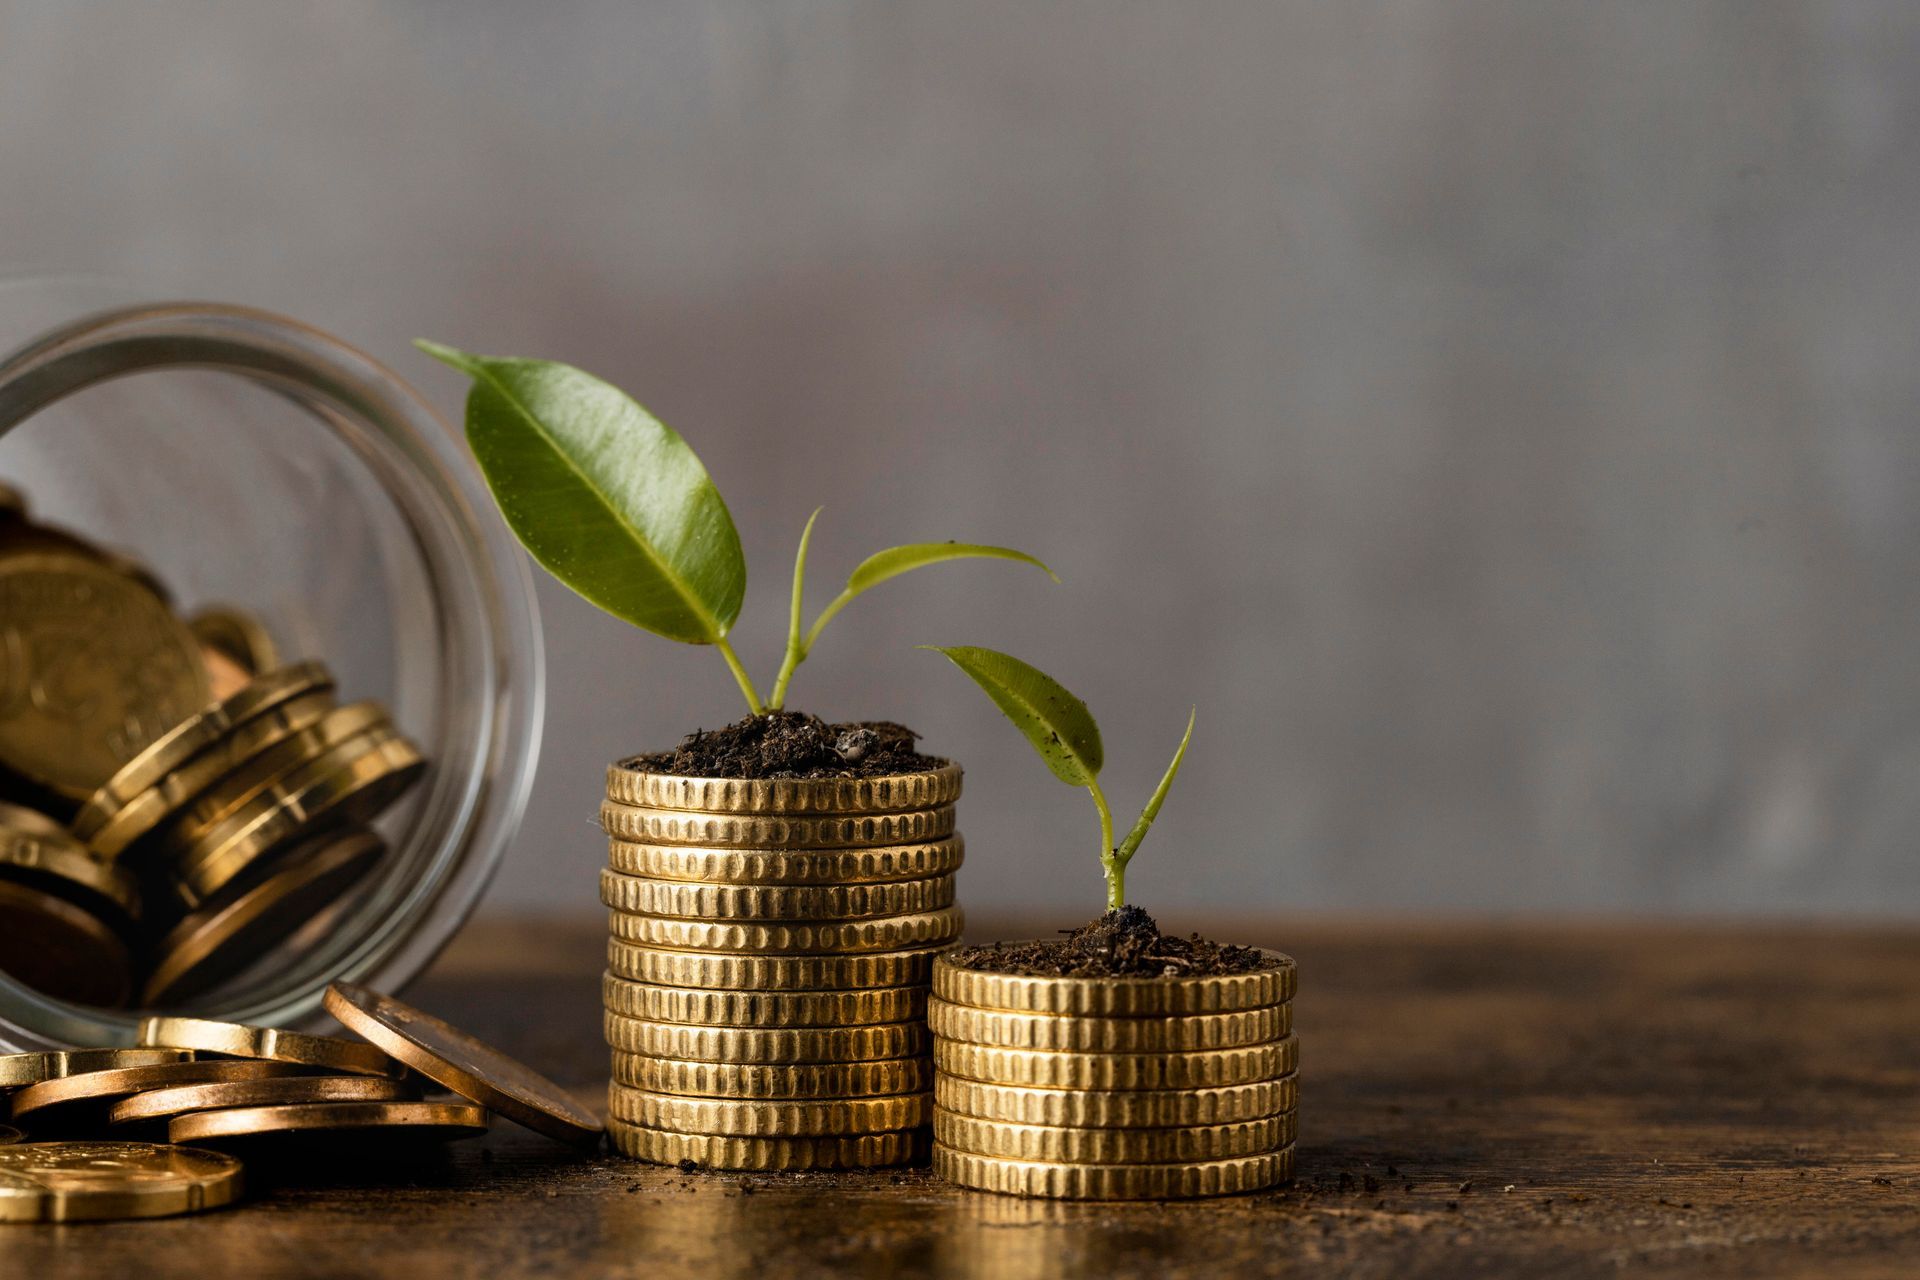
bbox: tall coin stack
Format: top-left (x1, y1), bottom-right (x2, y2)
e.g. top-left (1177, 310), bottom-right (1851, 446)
top-left (0, 485), bottom-right (426, 1009)
top-left (928, 950), bottom-right (1298, 1199)
top-left (598, 762), bottom-right (967, 1170)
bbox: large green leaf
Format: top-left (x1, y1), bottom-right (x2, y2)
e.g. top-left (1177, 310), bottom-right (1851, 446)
top-left (923, 646), bottom-right (1102, 786)
top-left (845, 543), bottom-right (1056, 597)
top-left (418, 342), bottom-right (745, 644)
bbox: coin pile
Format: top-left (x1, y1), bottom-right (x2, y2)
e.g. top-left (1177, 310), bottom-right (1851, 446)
top-left (598, 762), bottom-right (967, 1169)
top-left (0, 985), bottom-right (600, 1220)
top-left (928, 950), bottom-right (1298, 1199)
top-left (0, 489), bottom-right (425, 1009)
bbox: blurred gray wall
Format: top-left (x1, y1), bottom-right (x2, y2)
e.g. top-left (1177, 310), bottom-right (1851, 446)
top-left (4, 2), bottom-right (1919, 918)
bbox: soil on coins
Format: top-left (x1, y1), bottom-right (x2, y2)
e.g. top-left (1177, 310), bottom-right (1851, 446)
top-left (950, 906), bottom-right (1285, 978)
top-left (632, 711), bottom-right (946, 780)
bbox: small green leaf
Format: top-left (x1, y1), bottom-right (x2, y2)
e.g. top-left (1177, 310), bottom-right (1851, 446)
top-left (1114, 708), bottom-right (1195, 864)
top-left (417, 341), bottom-right (745, 645)
top-left (846, 543), bottom-right (1057, 596)
top-left (922, 646), bottom-right (1102, 786)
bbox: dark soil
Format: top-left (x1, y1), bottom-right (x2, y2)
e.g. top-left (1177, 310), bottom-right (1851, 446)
top-left (631, 711), bottom-right (946, 780)
top-left (949, 905), bottom-right (1283, 978)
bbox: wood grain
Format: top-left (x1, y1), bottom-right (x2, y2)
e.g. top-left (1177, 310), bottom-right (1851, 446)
top-left (2, 915), bottom-right (1916, 1278)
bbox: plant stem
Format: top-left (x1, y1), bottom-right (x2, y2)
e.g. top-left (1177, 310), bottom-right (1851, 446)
top-left (802, 589), bottom-right (857, 654)
top-left (1088, 778), bottom-right (1121, 911)
top-left (767, 508), bottom-right (821, 711)
top-left (715, 638), bottom-right (766, 716)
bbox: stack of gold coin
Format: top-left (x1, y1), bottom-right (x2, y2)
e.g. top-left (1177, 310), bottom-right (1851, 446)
top-left (598, 762), bottom-right (967, 1170)
top-left (928, 950), bottom-right (1298, 1199)
top-left (0, 486), bottom-right (426, 1009)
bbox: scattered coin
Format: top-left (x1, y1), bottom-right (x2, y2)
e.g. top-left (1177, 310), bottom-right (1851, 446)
top-left (109, 1073), bottom-right (420, 1126)
top-left (323, 982), bottom-right (603, 1149)
top-left (138, 1016), bottom-right (398, 1078)
top-left (169, 1100), bottom-right (490, 1145)
top-left (0, 1047), bottom-right (192, 1092)
top-left (0, 1141), bottom-right (244, 1221)
top-left (11, 1058), bottom-right (314, 1125)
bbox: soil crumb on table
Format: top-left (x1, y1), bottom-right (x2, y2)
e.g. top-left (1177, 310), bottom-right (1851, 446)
top-left (949, 905), bottom-right (1284, 978)
top-left (631, 711), bottom-right (946, 780)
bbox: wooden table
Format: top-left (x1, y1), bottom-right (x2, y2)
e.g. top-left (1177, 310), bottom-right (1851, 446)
top-left (4, 916), bottom-right (1918, 1278)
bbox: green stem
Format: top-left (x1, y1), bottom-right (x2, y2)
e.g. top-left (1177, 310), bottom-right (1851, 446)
top-left (1089, 778), bottom-right (1121, 911)
top-left (715, 638), bottom-right (766, 716)
top-left (802, 588), bottom-right (857, 654)
top-left (767, 508), bottom-right (822, 711)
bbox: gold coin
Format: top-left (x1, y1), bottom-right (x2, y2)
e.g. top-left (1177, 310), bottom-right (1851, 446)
top-left (80, 688), bottom-right (336, 859)
top-left (169, 1100), bottom-right (489, 1145)
top-left (607, 906), bottom-right (964, 955)
top-left (606, 1118), bottom-right (926, 1170)
top-left (0, 1141), bottom-right (243, 1221)
top-left (934, 1108), bottom-right (1295, 1164)
top-left (200, 646), bottom-right (253, 702)
top-left (933, 1145), bottom-right (1292, 1200)
top-left (599, 802), bottom-right (956, 850)
top-left (932, 949), bottom-right (1297, 1016)
top-left (607, 1082), bottom-right (932, 1137)
top-left (109, 1073), bottom-right (420, 1125)
top-left (607, 940), bottom-right (944, 991)
top-left (138, 1015), bottom-right (398, 1077)
top-left (0, 798), bottom-right (66, 839)
top-left (0, 554), bottom-right (210, 800)
top-left (604, 763), bottom-right (961, 815)
top-left (142, 830), bottom-right (385, 1006)
top-left (928, 1000), bottom-right (1289, 1053)
top-left (599, 869), bottom-right (955, 921)
top-left (162, 700), bottom-right (389, 839)
top-left (71, 661), bottom-right (334, 844)
top-left (0, 877), bottom-right (133, 1006)
top-left (934, 1075), bottom-right (1297, 1129)
top-left (602, 972), bottom-right (924, 1028)
top-left (186, 607), bottom-right (280, 678)
top-left (0, 814), bottom-right (141, 921)
top-left (11, 1058), bottom-right (316, 1123)
top-left (606, 836), bottom-right (965, 885)
top-left (0, 1048), bottom-right (192, 1091)
top-left (612, 1052), bottom-right (933, 1100)
top-left (603, 1013), bottom-right (928, 1064)
top-left (324, 981), bottom-right (603, 1148)
top-left (170, 731), bottom-right (425, 906)
top-left (934, 1036), bottom-right (1297, 1091)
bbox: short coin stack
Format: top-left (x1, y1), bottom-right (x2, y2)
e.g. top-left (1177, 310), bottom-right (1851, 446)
top-left (598, 761), bottom-right (968, 1169)
top-left (0, 488), bottom-right (426, 1009)
top-left (928, 950), bottom-right (1298, 1199)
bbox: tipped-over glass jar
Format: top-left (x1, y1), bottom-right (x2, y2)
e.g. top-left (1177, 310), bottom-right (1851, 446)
top-left (0, 277), bottom-right (543, 1049)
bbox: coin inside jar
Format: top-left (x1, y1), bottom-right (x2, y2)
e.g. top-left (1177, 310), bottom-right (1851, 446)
top-left (324, 982), bottom-right (603, 1148)
top-left (0, 877), bottom-right (133, 1007)
top-left (169, 1100), bottom-right (490, 1146)
top-left (108, 1072), bottom-right (421, 1126)
top-left (0, 1141), bottom-right (244, 1222)
top-left (187, 606), bottom-right (281, 680)
top-left (142, 829), bottom-right (386, 1007)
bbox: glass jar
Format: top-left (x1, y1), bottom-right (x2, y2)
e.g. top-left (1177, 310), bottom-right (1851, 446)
top-left (0, 277), bottom-right (543, 1049)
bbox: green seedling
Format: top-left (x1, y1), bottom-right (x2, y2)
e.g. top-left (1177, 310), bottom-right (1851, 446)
top-left (418, 343), bottom-right (1054, 715)
top-left (925, 646), bottom-right (1193, 910)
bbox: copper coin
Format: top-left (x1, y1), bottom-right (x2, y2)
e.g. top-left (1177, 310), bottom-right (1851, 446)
top-left (109, 1073), bottom-right (420, 1126)
top-left (11, 1058), bottom-right (313, 1126)
top-left (169, 1101), bottom-right (489, 1145)
top-left (0, 877), bottom-right (133, 1007)
top-left (323, 982), bottom-right (602, 1148)
top-left (142, 829), bottom-right (385, 1006)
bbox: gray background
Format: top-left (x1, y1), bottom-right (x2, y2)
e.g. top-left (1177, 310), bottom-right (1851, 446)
top-left (4, 3), bottom-right (1918, 920)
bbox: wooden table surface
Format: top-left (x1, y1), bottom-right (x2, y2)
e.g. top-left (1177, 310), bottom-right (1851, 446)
top-left (4, 914), bottom-right (1918, 1279)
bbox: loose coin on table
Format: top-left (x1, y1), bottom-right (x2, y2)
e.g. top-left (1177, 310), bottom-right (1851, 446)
top-left (0, 1047), bottom-right (192, 1092)
top-left (0, 1142), bottom-right (244, 1221)
top-left (11, 1059), bottom-right (314, 1126)
top-left (324, 981), bottom-right (603, 1148)
top-left (138, 1015), bottom-right (398, 1078)
top-left (109, 1072), bottom-right (422, 1126)
top-left (142, 830), bottom-right (386, 1006)
top-left (170, 1101), bottom-right (489, 1146)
